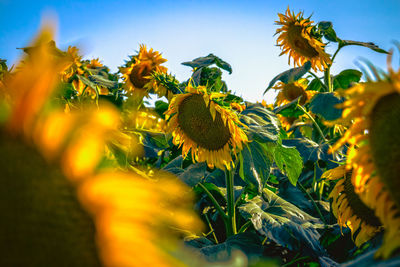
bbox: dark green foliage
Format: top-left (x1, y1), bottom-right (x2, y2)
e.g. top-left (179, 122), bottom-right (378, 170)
top-left (309, 92), bottom-right (344, 121)
top-left (333, 69), bottom-right (362, 90)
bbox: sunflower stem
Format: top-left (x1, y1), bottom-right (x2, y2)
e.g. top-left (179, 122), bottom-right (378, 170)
top-left (325, 67), bottom-right (333, 92)
top-left (203, 212), bottom-right (219, 244)
top-left (297, 105), bottom-right (327, 142)
top-left (298, 181), bottom-right (327, 225)
top-left (198, 183), bottom-right (228, 222)
top-left (225, 168), bottom-right (237, 237)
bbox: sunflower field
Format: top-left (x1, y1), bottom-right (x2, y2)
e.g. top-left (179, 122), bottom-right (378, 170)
top-left (1, 7), bottom-right (400, 267)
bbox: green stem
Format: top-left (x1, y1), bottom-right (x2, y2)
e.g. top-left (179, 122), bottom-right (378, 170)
top-left (325, 45), bottom-right (343, 93)
top-left (225, 168), bottom-right (237, 237)
top-left (298, 182), bottom-right (327, 225)
top-left (325, 67), bottom-right (333, 92)
top-left (297, 105), bottom-right (327, 142)
top-left (198, 183), bottom-right (228, 222)
top-left (203, 213), bottom-right (219, 244)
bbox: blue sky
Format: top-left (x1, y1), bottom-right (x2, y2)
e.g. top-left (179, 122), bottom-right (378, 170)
top-left (1, 0), bottom-right (399, 102)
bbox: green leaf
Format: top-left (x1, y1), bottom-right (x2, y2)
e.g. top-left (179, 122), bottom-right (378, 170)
top-left (307, 78), bottom-right (323, 92)
top-left (309, 92), bottom-right (344, 121)
top-left (87, 74), bottom-right (118, 90)
top-left (333, 69), bottom-right (362, 90)
top-left (274, 98), bottom-right (305, 118)
top-left (340, 40), bottom-right (388, 54)
top-left (238, 189), bottom-right (336, 265)
top-left (178, 162), bottom-right (207, 187)
top-left (318, 21), bottom-right (339, 42)
top-left (155, 100), bottom-right (169, 118)
top-left (240, 103), bottom-right (280, 142)
top-left (265, 61), bottom-right (311, 93)
top-left (182, 54), bottom-right (232, 74)
top-left (239, 141), bottom-right (272, 193)
top-left (185, 233), bottom-right (275, 265)
top-left (77, 75), bottom-right (96, 90)
top-left (273, 144), bottom-right (303, 186)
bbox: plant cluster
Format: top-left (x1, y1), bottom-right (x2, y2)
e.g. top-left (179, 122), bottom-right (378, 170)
top-left (1, 7), bottom-right (399, 267)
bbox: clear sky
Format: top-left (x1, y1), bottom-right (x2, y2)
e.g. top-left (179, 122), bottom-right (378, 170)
top-left (1, 0), bottom-right (399, 103)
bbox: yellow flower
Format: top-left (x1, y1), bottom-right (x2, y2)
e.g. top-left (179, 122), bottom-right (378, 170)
top-left (230, 102), bottom-right (246, 112)
top-left (275, 7), bottom-right (331, 71)
top-left (322, 166), bottom-right (382, 246)
top-left (119, 45), bottom-right (167, 98)
top-left (62, 45), bottom-right (83, 82)
top-left (0, 23), bottom-right (202, 266)
top-left (273, 78), bottom-right (317, 106)
top-left (331, 52), bottom-right (400, 258)
top-left (165, 85), bottom-right (248, 170)
top-left (86, 58), bottom-right (103, 69)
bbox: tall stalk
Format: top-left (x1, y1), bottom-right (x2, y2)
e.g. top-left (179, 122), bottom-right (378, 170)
top-left (225, 168), bottom-right (237, 237)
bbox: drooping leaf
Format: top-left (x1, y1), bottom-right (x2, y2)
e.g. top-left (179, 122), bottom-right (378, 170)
top-left (88, 74), bottom-right (118, 90)
top-left (238, 141), bottom-right (272, 193)
top-left (332, 69), bottom-right (362, 90)
top-left (162, 155), bottom-right (183, 171)
top-left (177, 162), bottom-right (207, 187)
top-left (273, 144), bottom-right (303, 186)
top-left (318, 21), bottom-right (339, 42)
top-left (204, 168), bottom-right (225, 187)
top-left (340, 40), bottom-right (388, 54)
top-left (77, 75), bottom-right (97, 91)
top-left (185, 233), bottom-right (275, 265)
top-left (341, 249), bottom-right (400, 267)
top-left (282, 138), bottom-right (340, 167)
top-left (265, 61), bottom-right (311, 93)
top-left (239, 189), bottom-right (337, 267)
top-left (309, 92), bottom-right (344, 121)
top-left (240, 103), bottom-right (280, 142)
top-left (182, 54), bottom-right (232, 74)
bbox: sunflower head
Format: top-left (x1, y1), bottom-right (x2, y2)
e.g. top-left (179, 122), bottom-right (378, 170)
top-left (119, 44), bottom-right (167, 98)
top-left (275, 7), bottom-right (331, 71)
top-left (323, 166), bottom-right (382, 246)
top-left (86, 58), bottom-right (103, 69)
top-left (165, 85), bottom-right (247, 170)
top-left (273, 78), bottom-right (316, 106)
top-left (1, 24), bottom-right (202, 266)
top-left (330, 51), bottom-right (400, 258)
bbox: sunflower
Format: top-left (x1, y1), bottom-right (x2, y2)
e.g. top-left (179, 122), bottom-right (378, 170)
top-left (275, 7), bottom-right (331, 71)
top-left (119, 45), bottom-right (167, 98)
top-left (86, 58), bottom-right (103, 69)
top-left (322, 166), bottom-right (382, 246)
top-left (62, 45), bottom-right (83, 82)
top-left (165, 85), bottom-right (248, 170)
top-left (0, 24), bottom-right (202, 266)
top-left (330, 52), bottom-right (400, 258)
top-left (273, 78), bottom-right (317, 106)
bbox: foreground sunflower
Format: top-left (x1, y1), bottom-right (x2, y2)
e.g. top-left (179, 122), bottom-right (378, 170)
top-left (0, 24), bottom-right (201, 267)
top-left (273, 78), bottom-right (317, 106)
top-left (322, 166), bottom-right (382, 246)
top-left (275, 7), bottom-right (331, 71)
top-left (119, 45), bottom-right (167, 98)
top-left (330, 52), bottom-right (400, 258)
top-left (165, 85), bottom-right (248, 170)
